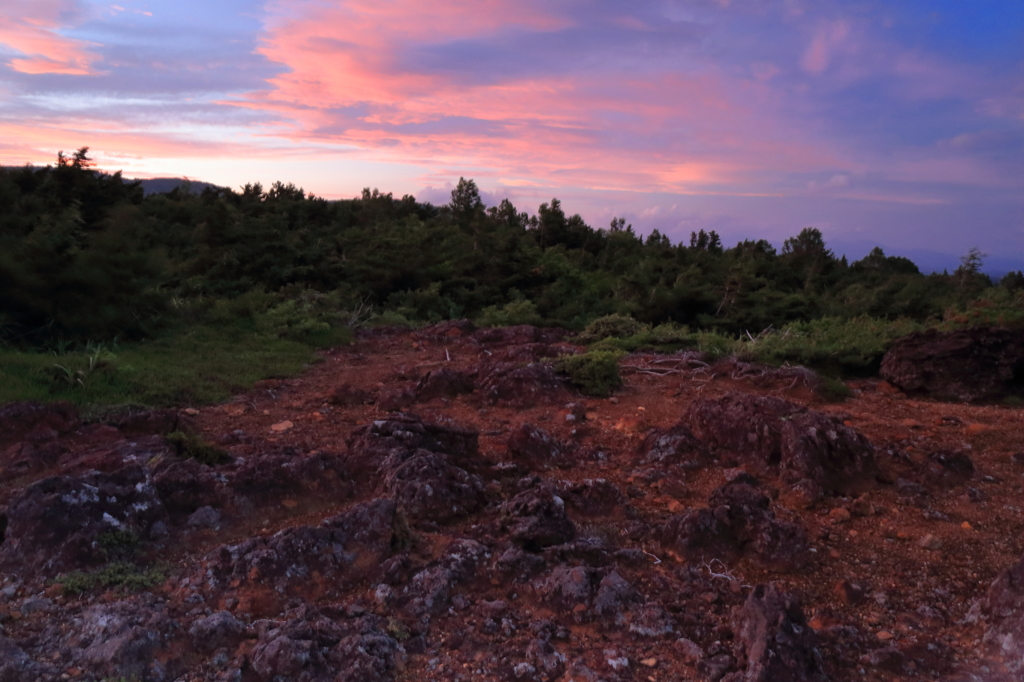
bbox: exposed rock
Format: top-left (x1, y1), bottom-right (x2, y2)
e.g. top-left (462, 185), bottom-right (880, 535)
top-left (557, 478), bottom-right (629, 518)
top-left (376, 385), bottom-right (419, 412)
top-left (345, 414), bottom-right (480, 480)
top-left (0, 634), bottom-right (51, 682)
top-left (67, 600), bottom-right (176, 682)
top-left (251, 613), bottom-right (405, 682)
top-left (662, 474), bottom-right (808, 571)
top-left (200, 499), bottom-right (397, 611)
top-left (880, 326), bottom-right (1024, 402)
top-left (479, 364), bottom-right (572, 408)
top-left (982, 550), bottom-right (1024, 672)
top-left (225, 450), bottom-right (352, 511)
top-left (415, 368), bottom-right (475, 401)
top-left (186, 505), bottom-right (222, 529)
top-left (151, 457), bottom-right (221, 518)
top-left (591, 570), bottom-right (641, 621)
top-left (0, 402), bottom-right (79, 449)
top-left (534, 565), bottom-right (600, 612)
top-left (685, 392), bottom-right (877, 495)
top-left (508, 424), bottom-right (571, 470)
top-left (725, 583), bottom-right (827, 682)
top-left (0, 465), bottom-right (167, 579)
top-left (403, 539), bottom-right (488, 619)
top-left (629, 602), bottom-right (676, 637)
top-left (922, 450), bottom-right (975, 488)
top-left (637, 422), bottom-right (707, 467)
top-left (329, 383), bottom-right (375, 406)
top-left (378, 451), bottom-right (486, 524)
top-left (189, 610), bottom-right (246, 653)
top-left (502, 484), bottom-right (576, 551)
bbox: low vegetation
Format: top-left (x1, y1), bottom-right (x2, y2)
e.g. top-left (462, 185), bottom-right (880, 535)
top-left (1, 149), bottom-right (1021, 408)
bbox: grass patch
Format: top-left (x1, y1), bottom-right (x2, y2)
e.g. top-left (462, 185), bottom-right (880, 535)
top-left (0, 322), bottom-right (346, 407)
top-left (556, 350), bottom-right (625, 398)
top-left (56, 561), bottom-right (169, 595)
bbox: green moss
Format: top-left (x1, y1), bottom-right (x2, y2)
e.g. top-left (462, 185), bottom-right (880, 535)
top-left (56, 561), bottom-right (169, 595)
top-left (166, 430), bottom-right (231, 466)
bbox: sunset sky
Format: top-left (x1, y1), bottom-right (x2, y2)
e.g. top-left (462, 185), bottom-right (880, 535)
top-left (1, 1), bottom-right (1022, 271)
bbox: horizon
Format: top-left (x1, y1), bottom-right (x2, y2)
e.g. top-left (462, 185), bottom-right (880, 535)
top-left (2, 1), bottom-right (1022, 271)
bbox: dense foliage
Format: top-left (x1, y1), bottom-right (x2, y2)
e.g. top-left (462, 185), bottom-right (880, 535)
top-left (2, 149), bottom-right (1022, 356)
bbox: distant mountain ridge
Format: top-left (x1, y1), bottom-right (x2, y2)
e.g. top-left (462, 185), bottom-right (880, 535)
top-left (136, 177), bottom-right (224, 196)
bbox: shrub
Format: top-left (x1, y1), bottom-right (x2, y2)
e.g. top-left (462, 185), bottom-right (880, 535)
top-left (475, 299), bottom-right (543, 327)
top-left (166, 430), bottom-right (231, 466)
top-left (556, 350), bottom-right (624, 397)
top-left (577, 314), bottom-right (646, 343)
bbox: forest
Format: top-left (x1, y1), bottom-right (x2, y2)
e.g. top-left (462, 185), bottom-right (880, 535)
top-left (1, 149), bottom-right (1022, 406)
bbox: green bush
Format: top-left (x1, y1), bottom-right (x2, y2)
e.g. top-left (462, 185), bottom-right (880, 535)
top-left (740, 316), bottom-right (921, 376)
top-left (577, 314), bottom-right (646, 343)
top-left (166, 430), bottom-right (231, 466)
top-left (556, 350), bottom-right (624, 397)
top-left (475, 298), bottom-right (543, 327)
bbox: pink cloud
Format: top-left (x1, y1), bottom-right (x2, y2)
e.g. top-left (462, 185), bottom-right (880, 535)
top-left (0, 1), bottom-right (104, 75)
top-left (800, 20), bottom-right (849, 74)
top-left (235, 1), bottom-right (854, 196)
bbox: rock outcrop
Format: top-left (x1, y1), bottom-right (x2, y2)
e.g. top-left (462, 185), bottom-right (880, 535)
top-left (880, 326), bottom-right (1024, 402)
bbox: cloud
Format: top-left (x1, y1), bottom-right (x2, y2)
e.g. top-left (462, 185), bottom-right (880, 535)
top-left (800, 19), bottom-right (850, 74)
top-left (0, 1), bottom-right (104, 75)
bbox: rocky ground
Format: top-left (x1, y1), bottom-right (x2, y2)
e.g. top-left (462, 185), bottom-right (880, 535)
top-left (1, 322), bottom-right (1023, 682)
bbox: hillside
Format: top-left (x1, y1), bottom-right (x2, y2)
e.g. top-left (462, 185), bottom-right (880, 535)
top-left (1, 322), bottom-right (1023, 681)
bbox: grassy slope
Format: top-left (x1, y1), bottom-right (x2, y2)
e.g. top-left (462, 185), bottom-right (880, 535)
top-left (0, 323), bottom-right (345, 409)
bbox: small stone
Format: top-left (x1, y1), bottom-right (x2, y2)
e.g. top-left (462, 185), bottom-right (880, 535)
top-left (966, 423), bottom-right (989, 436)
top-left (828, 549), bottom-right (841, 559)
top-left (829, 507), bottom-right (851, 524)
top-left (609, 397), bottom-right (619, 404)
top-left (281, 499), bottom-right (298, 509)
top-left (667, 500), bottom-right (684, 513)
top-left (849, 530), bottom-right (858, 538)
top-left (262, 410), bottom-right (271, 416)
top-left (850, 497), bottom-right (875, 517)
top-left (961, 521), bottom-right (972, 530)
top-left (834, 579), bottom-right (864, 605)
top-left (640, 658), bottom-right (657, 667)
top-left (675, 638), bottom-right (703, 662)
top-left (876, 631), bottom-right (895, 641)
top-left (270, 420), bottom-right (294, 432)
top-left (917, 534), bottom-right (942, 550)
top-left (183, 408), bottom-right (200, 416)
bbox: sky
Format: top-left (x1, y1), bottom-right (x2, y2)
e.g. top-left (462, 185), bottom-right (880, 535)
top-left (1, 0), bottom-right (1022, 272)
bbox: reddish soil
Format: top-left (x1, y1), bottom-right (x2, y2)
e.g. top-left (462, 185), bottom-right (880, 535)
top-left (2, 325), bottom-right (1023, 681)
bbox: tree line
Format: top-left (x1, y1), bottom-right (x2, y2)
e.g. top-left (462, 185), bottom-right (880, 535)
top-left (1, 149), bottom-right (1020, 345)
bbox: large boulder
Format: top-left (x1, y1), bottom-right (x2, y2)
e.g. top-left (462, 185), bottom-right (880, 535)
top-left (502, 484), bottom-right (576, 551)
top-left (250, 613), bottom-right (405, 682)
top-left (662, 474), bottom-right (808, 571)
top-left (199, 499), bottom-right (397, 612)
top-left (479, 363), bottom-right (572, 408)
top-left (724, 583), bottom-right (827, 682)
top-left (880, 326), bottom-right (1024, 402)
top-left (0, 465), bottom-right (167, 579)
top-left (685, 392), bottom-right (877, 495)
top-left (345, 415), bottom-right (486, 523)
top-left (345, 414), bottom-right (480, 480)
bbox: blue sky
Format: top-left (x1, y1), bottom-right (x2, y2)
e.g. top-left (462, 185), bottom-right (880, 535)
top-left (1, 0), bottom-right (1021, 271)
